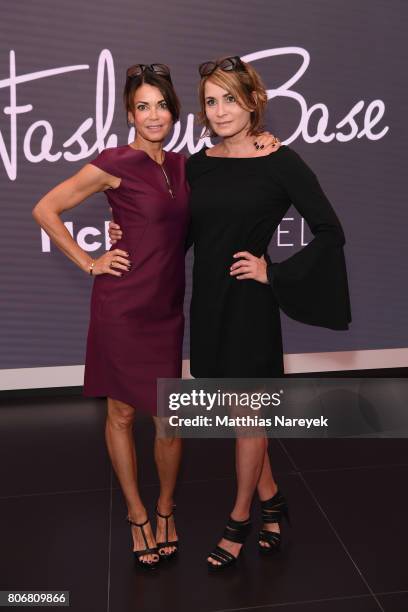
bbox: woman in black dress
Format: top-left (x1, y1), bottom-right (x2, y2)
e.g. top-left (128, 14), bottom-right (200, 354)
top-left (185, 56), bottom-right (351, 569)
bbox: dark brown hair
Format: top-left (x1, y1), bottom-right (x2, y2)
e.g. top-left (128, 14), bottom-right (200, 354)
top-left (197, 57), bottom-right (268, 137)
top-left (123, 69), bottom-right (181, 123)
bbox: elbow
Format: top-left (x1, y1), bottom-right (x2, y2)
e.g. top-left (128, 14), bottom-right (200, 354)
top-left (32, 202), bottom-right (42, 224)
top-left (332, 225), bottom-right (345, 247)
top-left (319, 223), bottom-right (345, 247)
top-left (32, 201), bottom-right (48, 227)
top-left (32, 208), bottom-right (41, 229)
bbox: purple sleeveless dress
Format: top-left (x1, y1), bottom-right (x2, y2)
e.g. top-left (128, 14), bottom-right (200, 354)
top-left (83, 145), bottom-right (190, 415)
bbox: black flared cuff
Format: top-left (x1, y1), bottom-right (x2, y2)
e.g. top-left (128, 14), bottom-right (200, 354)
top-left (264, 252), bottom-right (274, 286)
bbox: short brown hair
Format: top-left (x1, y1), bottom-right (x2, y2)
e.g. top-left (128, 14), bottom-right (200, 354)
top-left (197, 57), bottom-right (268, 137)
top-left (123, 69), bottom-right (181, 124)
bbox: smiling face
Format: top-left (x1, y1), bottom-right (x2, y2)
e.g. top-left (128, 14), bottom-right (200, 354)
top-left (128, 83), bottom-right (173, 143)
top-left (204, 80), bottom-right (252, 139)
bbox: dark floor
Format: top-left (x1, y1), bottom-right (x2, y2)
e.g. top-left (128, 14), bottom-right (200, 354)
top-left (0, 395), bottom-right (407, 612)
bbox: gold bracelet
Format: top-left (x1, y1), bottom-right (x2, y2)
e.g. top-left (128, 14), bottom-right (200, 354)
top-left (89, 260), bottom-right (95, 275)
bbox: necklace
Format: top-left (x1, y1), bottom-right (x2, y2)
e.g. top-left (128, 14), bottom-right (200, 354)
top-left (160, 161), bottom-right (175, 199)
top-left (129, 144), bottom-right (175, 198)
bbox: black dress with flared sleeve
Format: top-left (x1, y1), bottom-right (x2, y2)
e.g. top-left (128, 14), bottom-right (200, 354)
top-left (185, 144), bottom-right (351, 377)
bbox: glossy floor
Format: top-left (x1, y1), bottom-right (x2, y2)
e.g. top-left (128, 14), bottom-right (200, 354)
top-left (0, 395), bottom-right (407, 612)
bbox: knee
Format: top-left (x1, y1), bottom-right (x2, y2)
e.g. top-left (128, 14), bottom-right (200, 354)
top-left (236, 435), bottom-right (267, 451)
top-left (154, 416), bottom-right (180, 442)
top-left (107, 399), bottom-right (135, 431)
top-left (156, 435), bottom-right (179, 448)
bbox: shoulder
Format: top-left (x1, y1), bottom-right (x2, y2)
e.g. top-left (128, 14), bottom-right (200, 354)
top-left (266, 144), bottom-right (317, 181)
top-left (93, 145), bottom-right (124, 160)
top-left (186, 148), bottom-right (206, 166)
top-left (88, 145), bottom-right (124, 173)
top-left (270, 144), bottom-right (312, 167)
top-left (165, 150), bottom-right (187, 167)
top-left (185, 148), bottom-right (208, 183)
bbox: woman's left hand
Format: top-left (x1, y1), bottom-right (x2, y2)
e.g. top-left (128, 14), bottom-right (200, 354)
top-left (230, 251), bottom-right (268, 283)
top-left (254, 132), bottom-right (281, 151)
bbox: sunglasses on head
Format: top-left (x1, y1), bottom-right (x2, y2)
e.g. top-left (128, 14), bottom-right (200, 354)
top-left (198, 55), bottom-right (245, 78)
top-left (126, 63), bottom-right (172, 81)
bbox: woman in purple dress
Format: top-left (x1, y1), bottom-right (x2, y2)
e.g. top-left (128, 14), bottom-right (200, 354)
top-left (32, 63), bottom-right (190, 569)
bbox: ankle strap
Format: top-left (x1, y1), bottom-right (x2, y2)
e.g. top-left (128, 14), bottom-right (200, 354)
top-left (223, 516), bottom-right (251, 544)
top-left (261, 490), bottom-right (285, 508)
top-left (126, 515), bottom-right (149, 528)
top-left (261, 491), bottom-right (288, 523)
top-left (156, 505), bottom-right (175, 519)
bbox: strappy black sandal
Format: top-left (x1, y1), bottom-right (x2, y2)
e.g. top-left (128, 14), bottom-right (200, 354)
top-left (258, 489), bottom-right (290, 554)
top-left (126, 515), bottom-right (160, 570)
top-left (207, 516), bottom-right (251, 571)
top-left (155, 505), bottom-right (178, 561)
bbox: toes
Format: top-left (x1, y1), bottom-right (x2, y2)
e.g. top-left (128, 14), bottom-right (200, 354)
top-left (142, 553), bottom-right (159, 564)
top-left (207, 556), bottom-right (217, 565)
top-left (158, 545), bottom-right (176, 556)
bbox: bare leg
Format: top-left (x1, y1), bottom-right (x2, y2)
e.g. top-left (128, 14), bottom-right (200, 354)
top-left (105, 397), bottom-right (158, 563)
top-left (208, 436), bottom-right (267, 566)
top-left (257, 440), bottom-right (280, 548)
top-left (153, 417), bottom-right (182, 556)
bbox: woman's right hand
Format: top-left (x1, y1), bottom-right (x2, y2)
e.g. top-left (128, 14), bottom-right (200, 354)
top-left (108, 221), bottom-right (123, 244)
top-left (91, 249), bottom-right (131, 277)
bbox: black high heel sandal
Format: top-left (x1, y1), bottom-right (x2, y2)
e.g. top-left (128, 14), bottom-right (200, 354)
top-left (258, 489), bottom-right (290, 554)
top-left (126, 515), bottom-right (160, 570)
top-left (155, 505), bottom-right (178, 561)
top-left (207, 516), bottom-right (251, 571)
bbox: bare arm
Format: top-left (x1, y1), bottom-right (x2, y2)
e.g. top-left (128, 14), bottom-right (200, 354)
top-left (32, 164), bottom-right (130, 276)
